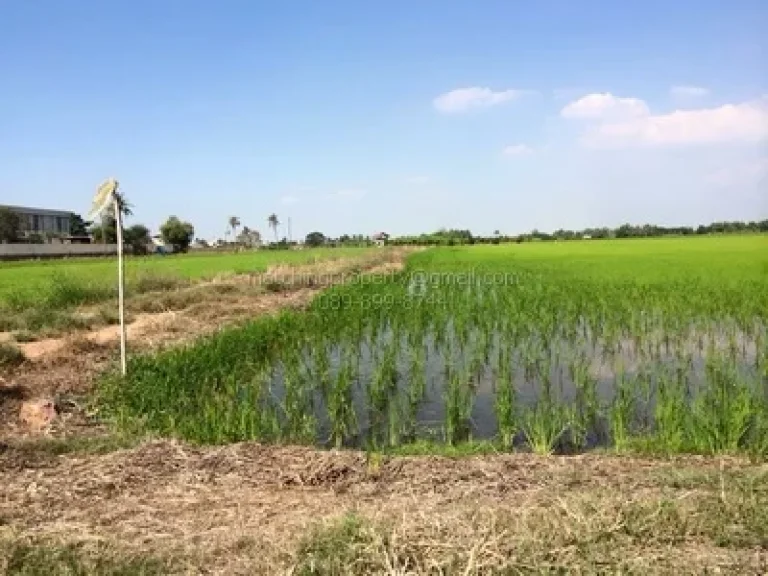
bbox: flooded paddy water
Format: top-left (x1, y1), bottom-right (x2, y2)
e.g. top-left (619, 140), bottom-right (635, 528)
top-left (100, 241), bottom-right (768, 455)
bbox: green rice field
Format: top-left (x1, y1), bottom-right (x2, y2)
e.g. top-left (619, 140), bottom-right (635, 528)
top-left (0, 247), bottom-right (373, 313)
top-left (101, 235), bottom-right (768, 456)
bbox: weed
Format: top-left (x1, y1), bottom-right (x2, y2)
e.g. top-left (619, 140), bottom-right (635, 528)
top-left (294, 512), bottom-right (381, 576)
top-left (11, 331), bottom-right (36, 343)
top-left (0, 343), bottom-right (25, 368)
top-left (0, 538), bottom-right (174, 576)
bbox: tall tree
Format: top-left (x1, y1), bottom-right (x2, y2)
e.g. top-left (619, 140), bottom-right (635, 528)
top-left (96, 189), bottom-right (132, 243)
top-left (104, 191), bottom-right (133, 219)
top-left (123, 224), bottom-right (151, 255)
top-left (0, 207), bottom-right (21, 243)
top-left (305, 231), bottom-right (326, 247)
top-left (267, 213), bottom-right (280, 243)
top-left (160, 216), bottom-right (195, 253)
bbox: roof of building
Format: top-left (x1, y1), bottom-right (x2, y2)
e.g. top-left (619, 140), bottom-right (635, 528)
top-left (0, 204), bottom-right (74, 217)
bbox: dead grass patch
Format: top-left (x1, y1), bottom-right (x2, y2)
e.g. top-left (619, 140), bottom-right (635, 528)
top-left (0, 442), bottom-right (764, 574)
top-left (131, 273), bottom-right (189, 295)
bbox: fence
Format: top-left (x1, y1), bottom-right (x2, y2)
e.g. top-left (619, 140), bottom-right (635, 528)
top-left (0, 243), bottom-right (120, 260)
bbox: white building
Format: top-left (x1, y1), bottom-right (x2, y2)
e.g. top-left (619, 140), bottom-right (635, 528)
top-left (372, 231), bottom-right (390, 247)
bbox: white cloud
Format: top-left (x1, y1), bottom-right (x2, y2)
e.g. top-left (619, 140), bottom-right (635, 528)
top-left (280, 195), bottom-right (299, 205)
top-left (433, 87), bottom-right (523, 113)
top-left (582, 97), bottom-right (768, 148)
top-left (502, 144), bottom-right (533, 156)
top-left (561, 92), bottom-right (650, 120)
top-left (670, 85), bottom-right (710, 98)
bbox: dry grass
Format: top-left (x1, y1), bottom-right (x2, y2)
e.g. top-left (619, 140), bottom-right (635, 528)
top-left (0, 441), bottom-right (765, 574)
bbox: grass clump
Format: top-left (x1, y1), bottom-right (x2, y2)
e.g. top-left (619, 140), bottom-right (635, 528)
top-left (10, 331), bottom-right (37, 344)
top-left (293, 513), bottom-right (385, 576)
top-left (0, 342), bottom-right (25, 368)
top-left (0, 538), bottom-right (175, 576)
top-left (130, 273), bottom-right (187, 295)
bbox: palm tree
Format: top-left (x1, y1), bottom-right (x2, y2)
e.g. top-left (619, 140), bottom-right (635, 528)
top-left (113, 191), bottom-right (133, 218)
top-left (103, 185), bottom-right (133, 220)
top-left (97, 188), bottom-right (132, 244)
top-left (228, 216), bottom-right (241, 243)
top-left (267, 213), bottom-right (280, 243)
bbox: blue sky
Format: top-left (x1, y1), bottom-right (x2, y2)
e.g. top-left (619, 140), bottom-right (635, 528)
top-left (1, 0), bottom-right (766, 241)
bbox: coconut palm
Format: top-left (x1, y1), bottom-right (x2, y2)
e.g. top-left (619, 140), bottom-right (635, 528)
top-left (267, 213), bottom-right (280, 243)
top-left (96, 188), bottom-right (132, 243)
top-left (114, 192), bottom-right (133, 218)
top-left (104, 190), bottom-right (133, 220)
top-left (228, 216), bottom-right (241, 243)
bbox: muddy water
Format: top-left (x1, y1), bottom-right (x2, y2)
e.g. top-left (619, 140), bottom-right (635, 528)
top-left (263, 323), bottom-right (764, 448)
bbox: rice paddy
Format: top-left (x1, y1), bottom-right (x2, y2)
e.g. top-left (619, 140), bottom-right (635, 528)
top-left (100, 235), bottom-right (768, 456)
top-left (0, 246), bottom-right (377, 334)
top-left (0, 246), bottom-right (373, 312)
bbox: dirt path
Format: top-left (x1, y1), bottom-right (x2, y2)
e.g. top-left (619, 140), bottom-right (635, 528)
top-left (0, 440), bottom-right (765, 574)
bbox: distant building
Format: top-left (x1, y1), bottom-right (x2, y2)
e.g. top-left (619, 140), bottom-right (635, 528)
top-left (149, 234), bottom-right (174, 254)
top-left (0, 204), bottom-right (74, 240)
top-left (372, 231), bottom-right (390, 247)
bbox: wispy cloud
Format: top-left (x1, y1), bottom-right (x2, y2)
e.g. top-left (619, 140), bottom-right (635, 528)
top-left (433, 87), bottom-right (526, 113)
top-left (561, 92), bottom-right (649, 120)
top-left (581, 97), bottom-right (768, 148)
top-left (670, 85), bottom-right (710, 98)
top-left (502, 144), bottom-right (533, 156)
top-left (561, 91), bottom-right (768, 148)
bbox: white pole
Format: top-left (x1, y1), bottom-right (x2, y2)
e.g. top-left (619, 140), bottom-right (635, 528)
top-left (114, 195), bottom-right (127, 376)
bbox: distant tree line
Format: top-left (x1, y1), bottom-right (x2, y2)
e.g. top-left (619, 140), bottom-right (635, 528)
top-left (384, 220), bottom-right (768, 246)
